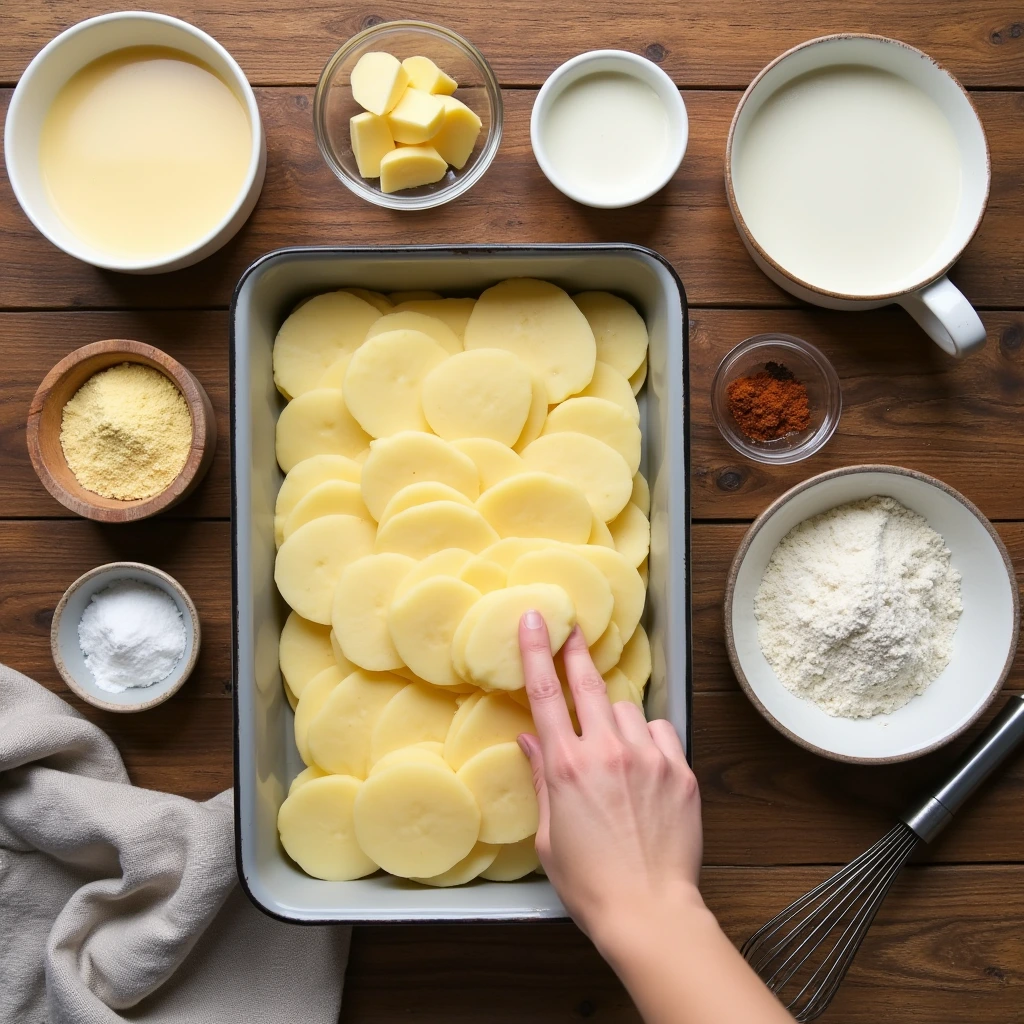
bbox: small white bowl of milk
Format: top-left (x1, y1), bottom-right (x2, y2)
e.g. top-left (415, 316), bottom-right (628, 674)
top-left (531, 50), bottom-right (688, 208)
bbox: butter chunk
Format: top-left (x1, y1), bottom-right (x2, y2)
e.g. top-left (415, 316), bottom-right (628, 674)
top-left (351, 51), bottom-right (409, 115)
top-left (402, 55), bottom-right (458, 95)
top-left (350, 112), bottom-right (395, 177)
top-left (379, 145), bottom-right (448, 193)
top-left (430, 96), bottom-right (483, 170)
top-left (386, 88), bottom-right (446, 144)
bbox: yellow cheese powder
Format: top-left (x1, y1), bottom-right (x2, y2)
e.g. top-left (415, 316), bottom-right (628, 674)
top-left (60, 362), bottom-right (192, 500)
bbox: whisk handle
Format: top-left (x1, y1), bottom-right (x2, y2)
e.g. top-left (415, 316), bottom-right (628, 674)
top-left (902, 695), bottom-right (1024, 843)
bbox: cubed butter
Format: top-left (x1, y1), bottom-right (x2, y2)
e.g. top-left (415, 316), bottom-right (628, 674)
top-left (351, 52), bottom-right (409, 116)
top-left (430, 96), bottom-right (483, 170)
top-left (379, 145), bottom-right (448, 193)
top-left (386, 88), bottom-right (446, 144)
top-left (350, 112), bottom-right (395, 177)
top-left (402, 55), bottom-right (458, 96)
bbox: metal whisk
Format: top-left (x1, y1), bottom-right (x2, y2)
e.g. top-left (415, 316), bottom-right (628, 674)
top-left (743, 695), bottom-right (1024, 1022)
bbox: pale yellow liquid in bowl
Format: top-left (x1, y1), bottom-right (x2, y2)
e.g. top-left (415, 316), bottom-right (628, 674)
top-left (39, 46), bottom-right (253, 260)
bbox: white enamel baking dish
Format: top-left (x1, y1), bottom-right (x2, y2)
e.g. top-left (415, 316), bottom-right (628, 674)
top-left (231, 244), bottom-right (691, 922)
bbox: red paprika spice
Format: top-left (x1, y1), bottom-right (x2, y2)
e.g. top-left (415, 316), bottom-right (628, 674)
top-left (726, 362), bottom-right (811, 442)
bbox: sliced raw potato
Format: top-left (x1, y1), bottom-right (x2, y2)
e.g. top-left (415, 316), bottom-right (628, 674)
top-left (275, 454), bottom-right (362, 546)
top-left (284, 679), bottom-right (299, 711)
top-left (508, 547), bottom-right (613, 644)
top-left (619, 623), bottom-right (652, 690)
top-left (369, 745), bottom-right (450, 776)
top-left (393, 298), bottom-right (476, 339)
top-left (479, 537), bottom-right (558, 571)
top-left (462, 584), bottom-right (575, 691)
top-left (343, 329), bottom-right (449, 437)
top-left (379, 144), bottom-right (447, 193)
top-left (465, 279), bottom-right (596, 403)
top-left (476, 472), bottom-right (592, 544)
top-left (590, 621), bottom-right (624, 674)
top-left (332, 553), bottom-right (415, 670)
top-left (451, 438), bottom-right (522, 490)
top-left (379, 481), bottom-right (473, 526)
top-left (350, 111), bottom-right (395, 177)
top-left (450, 599), bottom-right (486, 682)
top-left (512, 374), bottom-right (549, 453)
top-left (401, 55), bottom-right (458, 95)
top-left (430, 96), bottom-right (482, 169)
top-left (412, 841), bottom-right (497, 886)
top-left (389, 290), bottom-right (443, 303)
top-left (353, 761), bottom-right (481, 878)
top-left (574, 360), bottom-right (640, 423)
top-left (520, 432), bottom-right (632, 523)
top-left (273, 291), bottom-right (381, 398)
top-left (459, 556), bottom-right (506, 594)
top-left (276, 389), bottom-right (372, 472)
top-left (575, 545), bottom-right (646, 644)
top-left (394, 548), bottom-right (474, 598)
top-left (361, 432), bottom-right (479, 520)
top-left (366, 311), bottom-right (461, 354)
top-left (421, 349), bottom-right (533, 446)
top-left (376, 501), bottom-right (498, 557)
top-left (632, 472), bottom-right (651, 516)
top-left (330, 630), bottom-right (358, 679)
top-left (343, 287), bottom-right (393, 314)
top-left (388, 576), bottom-right (481, 687)
top-left (351, 51), bottom-right (409, 115)
top-left (278, 775), bottom-right (378, 880)
top-left (456, 741), bottom-right (538, 844)
top-left (609, 502), bottom-right (651, 567)
top-left (370, 682), bottom-right (459, 763)
top-left (543, 397), bottom-right (642, 476)
top-left (283, 479), bottom-right (372, 541)
top-left (289, 764), bottom-right (328, 794)
top-left (630, 359), bottom-right (648, 395)
top-left (572, 291), bottom-right (649, 379)
top-left (445, 690), bottom-right (483, 750)
top-left (306, 670), bottom-right (406, 777)
top-left (293, 665), bottom-right (345, 765)
top-left (480, 836), bottom-right (539, 881)
top-left (279, 612), bottom-right (335, 697)
top-left (444, 692), bottom-right (534, 770)
top-left (638, 558), bottom-right (649, 586)
top-left (320, 353), bottom-right (352, 390)
top-left (386, 87), bottom-right (445, 144)
top-left (275, 514), bottom-right (376, 624)
top-left (604, 667), bottom-right (644, 708)
top-left (590, 514), bottom-right (615, 548)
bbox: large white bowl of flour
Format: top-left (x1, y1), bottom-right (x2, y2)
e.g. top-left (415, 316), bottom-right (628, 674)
top-left (725, 465), bottom-right (1019, 762)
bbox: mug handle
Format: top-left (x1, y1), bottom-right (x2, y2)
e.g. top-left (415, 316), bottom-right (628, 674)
top-left (898, 276), bottom-right (987, 358)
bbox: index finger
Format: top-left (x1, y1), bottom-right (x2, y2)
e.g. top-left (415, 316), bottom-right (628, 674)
top-left (518, 610), bottom-right (576, 755)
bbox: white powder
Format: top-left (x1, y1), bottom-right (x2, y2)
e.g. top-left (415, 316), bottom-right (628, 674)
top-left (78, 579), bottom-right (186, 693)
top-left (753, 496), bottom-right (962, 718)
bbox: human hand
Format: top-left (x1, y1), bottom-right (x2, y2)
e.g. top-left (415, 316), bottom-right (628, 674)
top-left (516, 612), bottom-right (704, 950)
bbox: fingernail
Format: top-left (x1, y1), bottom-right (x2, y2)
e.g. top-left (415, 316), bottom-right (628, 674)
top-left (523, 610), bottom-right (543, 629)
top-left (517, 735), bottom-right (531, 756)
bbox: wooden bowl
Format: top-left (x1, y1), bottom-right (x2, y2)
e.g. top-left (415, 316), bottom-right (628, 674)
top-left (26, 339), bottom-right (217, 522)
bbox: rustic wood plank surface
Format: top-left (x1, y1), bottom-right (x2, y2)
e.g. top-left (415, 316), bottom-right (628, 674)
top-left (2, 3), bottom-right (1023, 1022)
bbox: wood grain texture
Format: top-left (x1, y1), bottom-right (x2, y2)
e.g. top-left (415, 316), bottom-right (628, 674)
top-left (2, 90), bottom-right (1023, 310)
top-left (3, 2), bottom-right (1023, 88)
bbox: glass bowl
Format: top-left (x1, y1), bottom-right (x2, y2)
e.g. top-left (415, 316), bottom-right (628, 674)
top-left (313, 21), bottom-right (502, 210)
top-left (710, 333), bottom-right (841, 465)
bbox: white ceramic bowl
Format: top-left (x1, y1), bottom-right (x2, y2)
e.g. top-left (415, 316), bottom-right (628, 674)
top-left (531, 50), bottom-right (688, 208)
top-left (51, 562), bottom-right (200, 713)
top-left (5, 11), bottom-right (266, 274)
top-left (725, 466), bottom-right (1019, 763)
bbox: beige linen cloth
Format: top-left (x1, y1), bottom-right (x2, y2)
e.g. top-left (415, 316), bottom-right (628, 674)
top-left (0, 663), bottom-right (351, 1024)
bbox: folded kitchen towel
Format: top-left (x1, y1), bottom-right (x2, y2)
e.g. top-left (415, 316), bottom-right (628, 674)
top-left (0, 662), bottom-right (351, 1024)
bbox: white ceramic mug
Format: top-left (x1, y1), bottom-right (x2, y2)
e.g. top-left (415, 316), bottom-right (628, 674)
top-left (726, 35), bottom-right (990, 358)
top-left (5, 11), bottom-right (266, 274)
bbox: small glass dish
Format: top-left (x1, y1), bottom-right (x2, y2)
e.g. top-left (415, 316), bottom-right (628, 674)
top-left (313, 20), bottom-right (502, 210)
top-left (710, 333), bottom-right (841, 465)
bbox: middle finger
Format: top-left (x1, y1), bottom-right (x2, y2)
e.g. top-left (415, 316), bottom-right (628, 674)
top-left (561, 627), bottom-right (619, 737)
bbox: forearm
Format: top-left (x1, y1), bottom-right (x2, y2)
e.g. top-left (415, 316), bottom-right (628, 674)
top-left (592, 888), bottom-right (794, 1024)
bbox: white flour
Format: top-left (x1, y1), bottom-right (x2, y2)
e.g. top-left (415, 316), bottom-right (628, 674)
top-left (754, 496), bottom-right (962, 718)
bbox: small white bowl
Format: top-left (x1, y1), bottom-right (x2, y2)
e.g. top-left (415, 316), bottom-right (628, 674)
top-left (530, 49), bottom-right (687, 208)
top-left (725, 466), bottom-right (1019, 763)
top-left (5, 11), bottom-right (266, 274)
top-left (51, 562), bottom-right (200, 713)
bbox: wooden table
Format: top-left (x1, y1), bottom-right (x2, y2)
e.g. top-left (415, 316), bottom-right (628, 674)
top-left (2, 3), bottom-right (1022, 1021)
